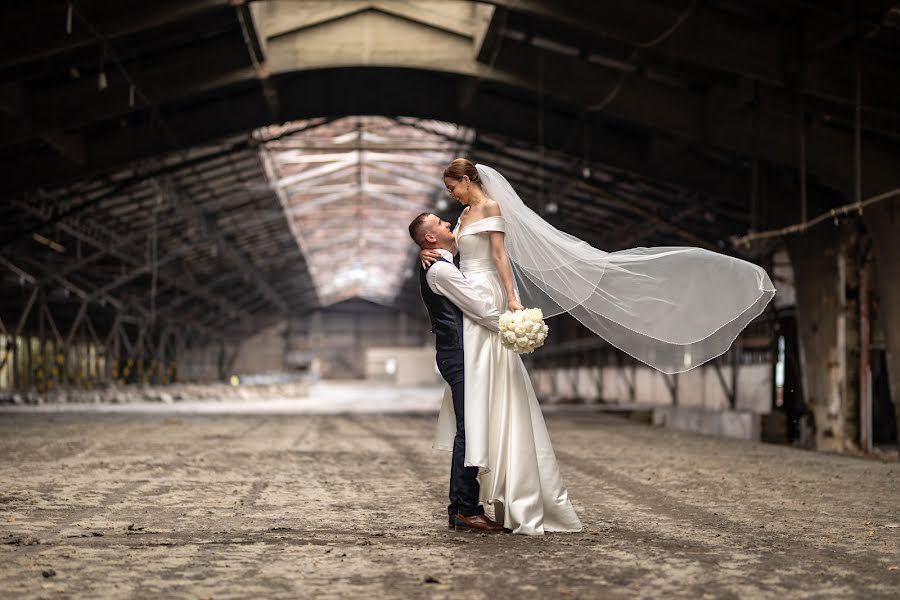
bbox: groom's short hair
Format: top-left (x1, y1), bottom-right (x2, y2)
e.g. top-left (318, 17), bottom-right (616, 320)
top-left (408, 212), bottom-right (433, 247)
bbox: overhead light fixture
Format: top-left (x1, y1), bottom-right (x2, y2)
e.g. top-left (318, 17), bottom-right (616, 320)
top-left (545, 201), bottom-right (558, 215)
top-left (435, 198), bottom-right (448, 211)
top-left (97, 71), bottom-right (107, 91)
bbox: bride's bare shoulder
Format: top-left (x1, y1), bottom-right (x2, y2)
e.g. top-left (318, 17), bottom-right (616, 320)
top-left (484, 199), bottom-right (502, 217)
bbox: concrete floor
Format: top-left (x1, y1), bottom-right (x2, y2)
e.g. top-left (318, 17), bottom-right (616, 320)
top-left (1, 392), bottom-right (899, 598)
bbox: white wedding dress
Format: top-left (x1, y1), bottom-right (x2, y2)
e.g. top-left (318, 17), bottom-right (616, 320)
top-left (433, 215), bottom-right (583, 535)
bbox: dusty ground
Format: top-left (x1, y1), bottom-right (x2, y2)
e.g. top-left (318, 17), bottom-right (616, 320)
top-left (1, 392), bottom-right (899, 598)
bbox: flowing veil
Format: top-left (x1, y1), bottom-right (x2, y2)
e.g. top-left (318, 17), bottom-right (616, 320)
top-left (475, 164), bottom-right (776, 374)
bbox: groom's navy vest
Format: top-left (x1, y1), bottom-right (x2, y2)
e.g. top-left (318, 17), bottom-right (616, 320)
top-left (419, 257), bottom-right (464, 352)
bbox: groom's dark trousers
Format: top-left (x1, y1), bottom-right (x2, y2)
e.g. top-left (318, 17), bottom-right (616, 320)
top-left (419, 257), bottom-right (484, 520)
top-left (435, 350), bottom-right (484, 520)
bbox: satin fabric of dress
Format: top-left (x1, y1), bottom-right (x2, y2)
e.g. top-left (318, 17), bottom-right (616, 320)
top-left (432, 216), bottom-right (582, 535)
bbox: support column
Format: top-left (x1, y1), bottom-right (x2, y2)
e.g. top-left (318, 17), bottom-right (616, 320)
top-left (843, 229), bottom-right (862, 446)
top-left (26, 333), bottom-right (33, 391)
top-left (862, 201), bottom-right (900, 435)
top-left (173, 329), bottom-right (184, 383)
top-left (731, 342), bottom-right (741, 410)
top-left (860, 248), bottom-right (872, 451)
top-left (10, 333), bottom-right (17, 391)
top-left (787, 223), bottom-right (861, 451)
top-left (37, 291), bottom-right (46, 392)
top-left (108, 317), bottom-right (121, 384)
top-left (13, 336), bottom-right (20, 390)
top-left (398, 311), bottom-right (408, 346)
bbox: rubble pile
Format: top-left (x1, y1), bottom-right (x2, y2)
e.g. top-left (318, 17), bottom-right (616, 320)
top-left (0, 381), bottom-right (310, 405)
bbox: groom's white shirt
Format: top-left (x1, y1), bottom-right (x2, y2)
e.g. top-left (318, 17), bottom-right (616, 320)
top-left (425, 249), bottom-right (501, 332)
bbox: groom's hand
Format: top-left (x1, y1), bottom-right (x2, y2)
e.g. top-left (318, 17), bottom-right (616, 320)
top-left (420, 249), bottom-right (442, 269)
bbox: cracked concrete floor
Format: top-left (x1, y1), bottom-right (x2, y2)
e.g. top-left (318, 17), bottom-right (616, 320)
top-left (1, 408), bottom-right (899, 599)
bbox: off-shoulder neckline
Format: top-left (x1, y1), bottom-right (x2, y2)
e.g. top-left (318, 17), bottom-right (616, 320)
top-left (456, 215), bottom-right (505, 235)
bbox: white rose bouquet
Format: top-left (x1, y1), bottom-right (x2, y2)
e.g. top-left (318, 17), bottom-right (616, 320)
top-left (498, 308), bottom-right (549, 354)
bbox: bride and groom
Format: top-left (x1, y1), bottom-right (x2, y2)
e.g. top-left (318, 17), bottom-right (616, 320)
top-left (409, 159), bottom-right (776, 535)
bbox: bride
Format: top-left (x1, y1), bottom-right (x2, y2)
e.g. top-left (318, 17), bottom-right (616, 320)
top-left (424, 159), bottom-right (584, 535)
top-left (421, 159), bottom-right (775, 535)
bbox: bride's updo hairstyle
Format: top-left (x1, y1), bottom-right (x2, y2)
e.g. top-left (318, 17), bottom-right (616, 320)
top-left (444, 158), bottom-right (482, 188)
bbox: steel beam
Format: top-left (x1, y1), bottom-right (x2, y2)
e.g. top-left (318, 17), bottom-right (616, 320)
top-left (10, 199), bottom-right (252, 328)
top-left (483, 0), bottom-right (900, 115)
top-left (164, 178), bottom-right (292, 314)
top-left (0, 0), bottom-right (232, 70)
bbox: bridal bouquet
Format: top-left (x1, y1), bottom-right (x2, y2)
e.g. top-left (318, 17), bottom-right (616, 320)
top-left (499, 308), bottom-right (549, 354)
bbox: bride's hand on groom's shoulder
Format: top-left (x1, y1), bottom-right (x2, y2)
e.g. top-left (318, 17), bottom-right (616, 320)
top-left (420, 249), bottom-right (441, 269)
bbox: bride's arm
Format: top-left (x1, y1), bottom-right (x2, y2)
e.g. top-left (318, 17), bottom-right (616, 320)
top-left (485, 203), bottom-right (525, 312)
top-left (419, 248), bottom-right (445, 268)
top-left (489, 232), bottom-right (523, 311)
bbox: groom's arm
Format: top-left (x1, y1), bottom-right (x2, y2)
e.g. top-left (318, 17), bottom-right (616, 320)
top-left (427, 263), bottom-right (501, 332)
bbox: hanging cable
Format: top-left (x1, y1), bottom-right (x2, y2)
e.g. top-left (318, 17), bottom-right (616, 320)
top-left (587, 74), bottom-right (627, 112)
top-left (68, 1), bottom-right (179, 146)
top-left (735, 0), bottom-right (877, 247)
top-left (537, 53), bottom-right (545, 213)
top-left (636, 0), bottom-right (699, 49)
top-left (799, 93), bottom-right (808, 227)
top-left (853, 0), bottom-right (863, 208)
top-left (586, 0), bottom-right (697, 112)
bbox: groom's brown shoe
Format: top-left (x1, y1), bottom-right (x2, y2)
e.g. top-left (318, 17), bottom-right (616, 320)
top-left (450, 514), bottom-right (504, 533)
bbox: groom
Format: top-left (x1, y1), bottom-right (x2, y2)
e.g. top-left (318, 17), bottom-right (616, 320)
top-left (408, 213), bottom-right (504, 533)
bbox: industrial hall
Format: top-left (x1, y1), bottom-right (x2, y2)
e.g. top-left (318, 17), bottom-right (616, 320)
top-left (1, 1), bottom-right (898, 598)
